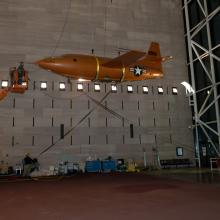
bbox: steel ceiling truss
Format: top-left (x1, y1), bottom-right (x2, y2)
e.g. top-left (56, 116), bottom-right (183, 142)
top-left (183, 0), bottom-right (220, 166)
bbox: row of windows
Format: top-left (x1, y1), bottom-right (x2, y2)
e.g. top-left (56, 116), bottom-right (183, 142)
top-left (1, 80), bottom-right (179, 95)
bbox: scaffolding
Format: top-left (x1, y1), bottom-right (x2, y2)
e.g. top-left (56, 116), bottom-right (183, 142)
top-left (183, 0), bottom-right (220, 167)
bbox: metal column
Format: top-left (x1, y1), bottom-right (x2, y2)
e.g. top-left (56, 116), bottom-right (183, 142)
top-left (183, 0), bottom-right (220, 162)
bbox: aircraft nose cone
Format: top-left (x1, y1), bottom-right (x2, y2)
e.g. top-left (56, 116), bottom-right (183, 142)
top-left (35, 58), bottom-right (54, 70)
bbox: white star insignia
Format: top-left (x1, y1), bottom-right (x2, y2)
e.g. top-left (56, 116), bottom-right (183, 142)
top-left (134, 66), bottom-right (142, 76)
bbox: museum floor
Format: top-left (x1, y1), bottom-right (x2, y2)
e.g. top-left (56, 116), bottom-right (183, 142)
top-left (0, 171), bottom-right (220, 220)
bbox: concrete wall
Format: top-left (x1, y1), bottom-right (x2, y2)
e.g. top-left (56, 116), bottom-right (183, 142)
top-left (0, 0), bottom-right (194, 170)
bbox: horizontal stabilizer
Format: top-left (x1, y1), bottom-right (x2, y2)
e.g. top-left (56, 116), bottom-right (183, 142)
top-left (162, 55), bottom-right (173, 62)
top-left (102, 50), bottom-right (146, 68)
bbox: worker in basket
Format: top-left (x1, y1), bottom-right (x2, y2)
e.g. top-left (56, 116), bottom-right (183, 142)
top-left (17, 61), bottom-right (25, 85)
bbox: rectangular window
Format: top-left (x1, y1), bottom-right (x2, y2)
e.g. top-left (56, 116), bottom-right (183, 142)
top-left (77, 83), bottom-right (83, 91)
top-left (40, 81), bottom-right (47, 90)
top-left (94, 84), bottom-right (100, 92)
top-left (158, 86), bottom-right (164, 94)
top-left (59, 82), bottom-right (66, 91)
top-left (111, 84), bottom-right (117, 92)
top-left (172, 87), bottom-right (178, 95)
top-left (127, 85), bottom-right (133, 93)
top-left (1, 80), bottom-right (8, 88)
top-left (142, 86), bottom-right (148, 94)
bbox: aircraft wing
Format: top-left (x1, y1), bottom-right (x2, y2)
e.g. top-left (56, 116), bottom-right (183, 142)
top-left (102, 50), bottom-right (146, 68)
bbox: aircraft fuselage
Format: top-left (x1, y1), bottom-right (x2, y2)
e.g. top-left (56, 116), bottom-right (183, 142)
top-left (36, 54), bottom-right (163, 82)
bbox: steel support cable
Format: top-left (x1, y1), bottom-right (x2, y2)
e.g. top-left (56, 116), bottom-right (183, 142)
top-left (83, 92), bottom-right (132, 123)
top-left (26, 73), bottom-right (133, 155)
top-left (50, 0), bottom-right (72, 57)
top-left (38, 90), bottom-right (112, 156)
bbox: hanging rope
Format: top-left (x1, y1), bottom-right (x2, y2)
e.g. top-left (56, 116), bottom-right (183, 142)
top-left (84, 92), bottom-right (132, 123)
top-left (50, 0), bottom-right (72, 57)
top-left (103, 0), bottom-right (107, 56)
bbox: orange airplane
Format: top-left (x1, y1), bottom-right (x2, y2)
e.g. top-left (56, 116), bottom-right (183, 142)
top-left (36, 42), bottom-right (172, 82)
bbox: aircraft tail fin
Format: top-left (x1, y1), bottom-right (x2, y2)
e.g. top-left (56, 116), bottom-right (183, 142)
top-left (147, 42), bottom-right (161, 58)
top-left (147, 42), bottom-right (173, 63)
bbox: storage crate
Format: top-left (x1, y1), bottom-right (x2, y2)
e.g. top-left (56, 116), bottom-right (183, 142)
top-left (85, 160), bottom-right (101, 172)
top-left (102, 160), bottom-right (116, 172)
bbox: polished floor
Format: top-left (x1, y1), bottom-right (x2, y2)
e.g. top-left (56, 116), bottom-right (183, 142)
top-left (0, 172), bottom-right (220, 220)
